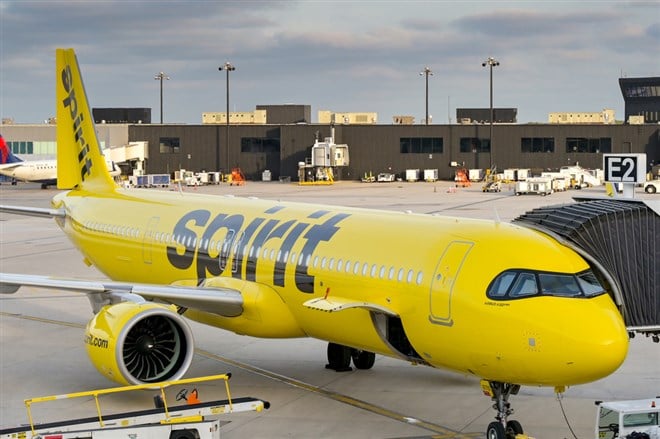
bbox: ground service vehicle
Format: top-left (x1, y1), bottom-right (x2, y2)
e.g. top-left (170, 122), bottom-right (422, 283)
top-left (0, 374), bottom-right (269, 439)
top-left (644, 180), bottom-right (660, 194)
top-left (596, 398), bottom-right (659, 439)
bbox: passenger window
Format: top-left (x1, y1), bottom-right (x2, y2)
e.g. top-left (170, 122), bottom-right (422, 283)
top-left (388, 267), bottom-right (395, 280)
top-left (416, 271), bottom-right (423, 285)
top-left (370, 264), bottom-right (377, 278)
top-left (397, 268), bottom-right (404, 282)
top-left (337, 259), bottom-right (343, 271)
top-left (539, 273), bottom-right (581, 297)
top-left (329, 258), bottom-right (335, 270)
top-left (361, 263), bottom-right (368, 276)
top-left (407, 269), bottom-right (414, 283)
top-left (509, 273), bottom-right (538, 297)
top-left (379, 266), bottom-right (386, 279)
top-left (488, 272), bottom-right (517, 297)
top-left (353, 262), bottom-right (360, 275)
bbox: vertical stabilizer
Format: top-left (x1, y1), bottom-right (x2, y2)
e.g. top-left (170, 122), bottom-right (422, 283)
top-left (56, 49), bottom-right (115, 191)
top-left (0, 134), bottom-right (23, 164)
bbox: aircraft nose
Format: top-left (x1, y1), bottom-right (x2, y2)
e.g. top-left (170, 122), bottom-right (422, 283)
top-left (563, 305), bottom-right (629, 384)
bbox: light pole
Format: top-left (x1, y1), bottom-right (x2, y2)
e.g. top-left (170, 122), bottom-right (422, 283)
top-left (482, 57), bottom-right (499, 171)
top-left (153, 72), bottom-right (170, 124)
top-left (419, 67), bottom-right (433, 125)
top-left (218, 62), bottom-right (235, 173)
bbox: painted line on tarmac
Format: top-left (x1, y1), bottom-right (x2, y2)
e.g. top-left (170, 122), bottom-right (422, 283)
top-left (0, 312), bottom-right (482, 438)
top-left (196, 348), bottom-right (482, 438)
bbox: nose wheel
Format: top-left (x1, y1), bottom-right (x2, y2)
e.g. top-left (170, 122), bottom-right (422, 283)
top-left (482, 380), bottom-right (523, 438)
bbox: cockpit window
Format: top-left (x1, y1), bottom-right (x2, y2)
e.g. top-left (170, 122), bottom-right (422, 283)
top-left (538, 273), bottom-right (580, 297)
top-left (510, 273), bottom-right (538, 297)
top-left (488, 271), bottom-right (516, 297)
top-left (577, 271), bottom-right (606, 296)
top-left (487, 269), bottom-right (606, 300)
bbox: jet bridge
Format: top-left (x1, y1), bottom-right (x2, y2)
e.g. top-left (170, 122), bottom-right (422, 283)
top-left (514, 198), bottom-right (659, 340)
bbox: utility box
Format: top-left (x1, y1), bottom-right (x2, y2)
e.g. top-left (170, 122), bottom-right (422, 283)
top-left (149, 174), bottom-right (170, 187)
top-left (424, 169), bottom-right (438, 182)
top-left (515, 177), bottom-right (552, 196)
top-left (469, 169), bottom-right (485, 181)
top-left (406, 169), bottom-right (420, 182)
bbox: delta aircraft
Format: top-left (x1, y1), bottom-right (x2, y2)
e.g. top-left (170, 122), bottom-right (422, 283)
top-left (0, 133), bottom-right (119, 188)
top-left (0, 49), bottom-right (629, 439)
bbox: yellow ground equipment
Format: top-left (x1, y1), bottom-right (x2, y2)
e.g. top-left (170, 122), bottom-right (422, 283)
top-left (0, 374), bottom-right (269, 439)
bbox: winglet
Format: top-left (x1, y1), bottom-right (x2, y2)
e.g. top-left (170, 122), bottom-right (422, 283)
top-left (56, 49), bottom-right (115, 191)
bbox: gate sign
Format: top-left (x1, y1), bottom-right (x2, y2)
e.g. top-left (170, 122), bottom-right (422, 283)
top-left (603, 154), bottom-right (646, 183)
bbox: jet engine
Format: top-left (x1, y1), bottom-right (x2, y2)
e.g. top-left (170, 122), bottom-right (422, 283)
top-left (84, 301), bottom-right (194, 385)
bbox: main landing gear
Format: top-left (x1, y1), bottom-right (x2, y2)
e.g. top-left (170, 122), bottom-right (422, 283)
top-left (482, 381), bottom-right (524, 439)
top-left (325, 342), bottom-right (376, 372)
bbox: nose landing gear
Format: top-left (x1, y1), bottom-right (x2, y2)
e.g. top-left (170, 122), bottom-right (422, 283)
top-left (482, 380), bottom-right (523, 439)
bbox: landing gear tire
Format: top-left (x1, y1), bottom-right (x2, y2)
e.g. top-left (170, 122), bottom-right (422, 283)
top-left (351, 349), bottom-right (375, 369)
top-left (325, 343), bottom-right (352, 372)
top-left (506, 420), bottom-right (523, 436)
top-left (483, 381), bottom-right (522, 439)
top-left (487, 422), bottom-right (506, 439)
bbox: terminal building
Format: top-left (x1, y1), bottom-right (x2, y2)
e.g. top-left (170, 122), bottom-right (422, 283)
top-left (1, 77), bottom-right (658, 182)
top-left (619, 77), bottom-right (660, 124)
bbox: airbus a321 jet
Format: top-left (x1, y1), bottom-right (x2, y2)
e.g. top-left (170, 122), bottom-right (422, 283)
top-left (0, 49), bottom-right (629, 439)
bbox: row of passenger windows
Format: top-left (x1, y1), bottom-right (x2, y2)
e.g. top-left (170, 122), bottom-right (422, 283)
top-left (487, 269), bottom-right (605, 299)
top-left (82, 220), bottom-right (426, 285)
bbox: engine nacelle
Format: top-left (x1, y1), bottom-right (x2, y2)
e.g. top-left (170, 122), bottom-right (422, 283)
top-left (84, 301), bottom-right (194, 385)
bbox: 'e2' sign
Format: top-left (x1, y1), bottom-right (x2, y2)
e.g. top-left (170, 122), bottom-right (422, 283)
top-left (603, 154), bottom-right (646, 183)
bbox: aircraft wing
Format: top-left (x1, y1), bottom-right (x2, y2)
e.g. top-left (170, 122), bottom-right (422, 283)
top-left (0, 273), bottom-right (244, 317)
top-left (0, 205), bottom-right (65, 218)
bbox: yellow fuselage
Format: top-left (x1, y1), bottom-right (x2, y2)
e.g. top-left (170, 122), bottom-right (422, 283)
top-left (53, 187), bottom-right (628, 387)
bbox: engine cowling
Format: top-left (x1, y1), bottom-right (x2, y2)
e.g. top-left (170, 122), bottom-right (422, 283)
top-left (84, 301), bottom-right (194, 385)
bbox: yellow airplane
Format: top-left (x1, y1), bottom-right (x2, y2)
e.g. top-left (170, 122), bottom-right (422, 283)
top-left (0, 49), bottom-right (629, 439)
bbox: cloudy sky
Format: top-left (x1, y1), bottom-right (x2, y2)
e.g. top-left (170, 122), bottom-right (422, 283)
top-left (1, 1), bottom-right (658, 125)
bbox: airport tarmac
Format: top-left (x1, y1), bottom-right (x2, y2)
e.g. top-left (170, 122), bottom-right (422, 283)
top-left (1, 180), bottom-right (658, 438)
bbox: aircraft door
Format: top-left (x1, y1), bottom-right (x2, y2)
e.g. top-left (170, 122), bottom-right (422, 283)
top-left (429, 241), bottom-right (473, 326)
top-left (142, 216), bottom-right (159, 264)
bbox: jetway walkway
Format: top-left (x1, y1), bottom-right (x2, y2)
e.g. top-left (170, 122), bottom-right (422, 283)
top-left (514, 198), bottom-right (659, 338)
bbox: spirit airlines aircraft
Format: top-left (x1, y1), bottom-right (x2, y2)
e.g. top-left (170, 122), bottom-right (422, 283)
top-left (0, 133), bottom-right (119, 188)
top-left (0, 49), bottom-right (629, 439)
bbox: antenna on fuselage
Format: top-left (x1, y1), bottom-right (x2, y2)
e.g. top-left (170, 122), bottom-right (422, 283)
top-left (493, 206), bottom-right (501, 224)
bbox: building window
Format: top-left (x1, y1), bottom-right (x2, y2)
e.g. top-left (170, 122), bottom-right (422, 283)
top-left (159, 137), bottom-right (180, 154)
top-left (9, 141), bottom-right (34, 155)
top-left (240, 137), bottom-right (281, 153)
top-left (565, 137), bottom-right (612, 153)
top-left (521, 137), bottom-right (555, 153)
top-left (459, 137), bottom-right (490, 153)
top-left (399, 137), bottom-right (443, 154)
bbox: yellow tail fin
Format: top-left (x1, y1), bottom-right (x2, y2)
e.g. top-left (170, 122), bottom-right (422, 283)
top-left (56, 48), bottom-right (115, 191)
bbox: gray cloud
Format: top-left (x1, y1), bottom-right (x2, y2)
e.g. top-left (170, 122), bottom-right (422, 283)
top-left (0, 1), bottom-right (657, 125)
